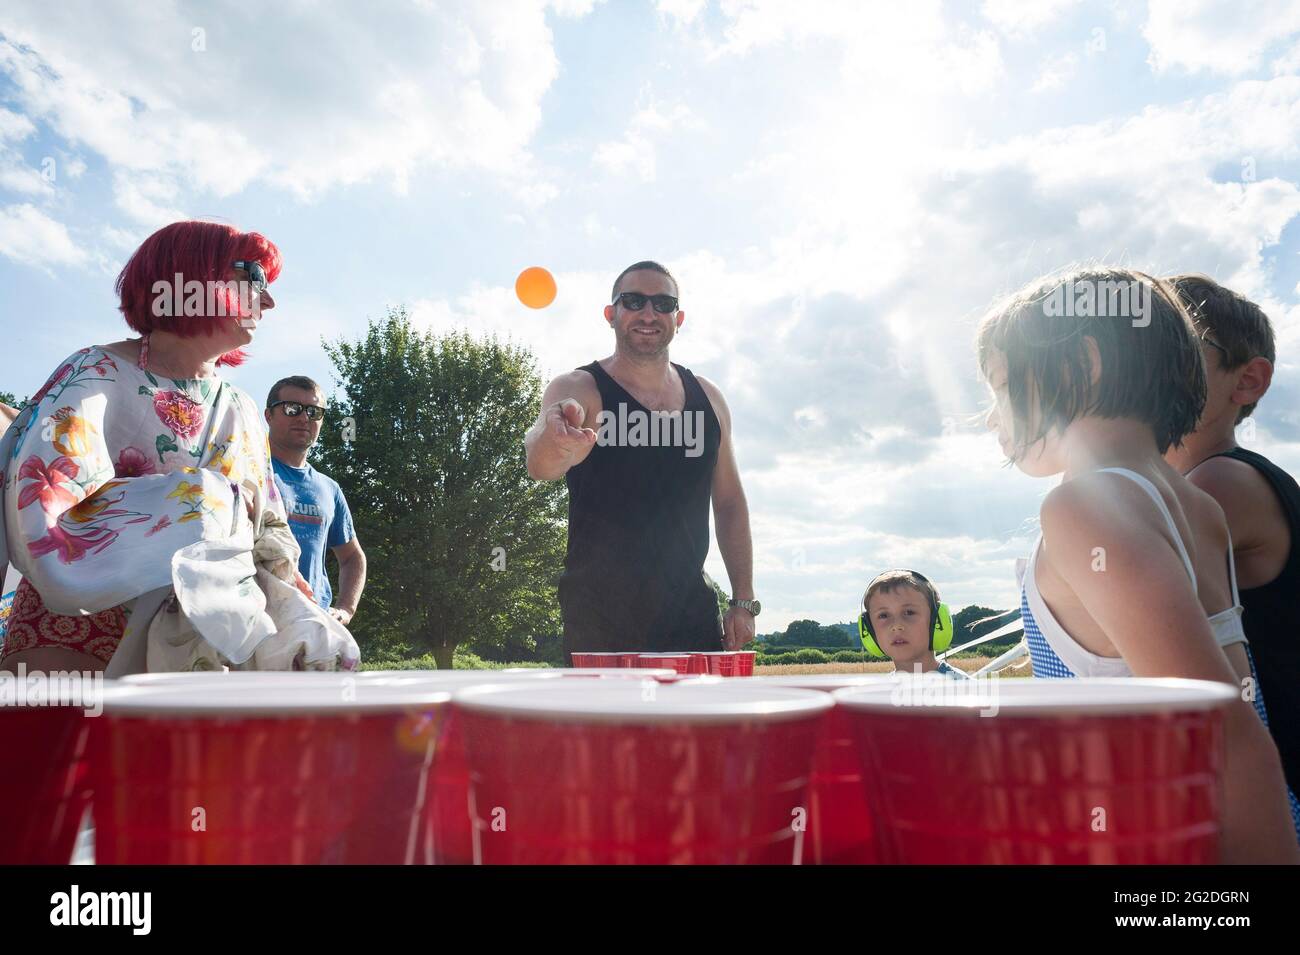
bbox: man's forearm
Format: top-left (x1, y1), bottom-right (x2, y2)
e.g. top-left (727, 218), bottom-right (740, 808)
top-left (714, 501), bottom-right (754, 600)
top-left (336, 555), bottom-right (367, 614)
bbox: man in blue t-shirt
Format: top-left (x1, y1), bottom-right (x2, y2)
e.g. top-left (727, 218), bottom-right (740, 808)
top-left (266, 376), bottom-right (367, 625)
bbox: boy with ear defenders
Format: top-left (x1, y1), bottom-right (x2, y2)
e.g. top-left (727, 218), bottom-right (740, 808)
top-left (859, 570), bottom-right (962, 677)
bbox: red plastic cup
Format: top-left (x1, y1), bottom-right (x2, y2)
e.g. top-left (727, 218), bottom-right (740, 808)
top-left (834, 677), bottom-right (1237, 864)
top-left (735, 651), bottom-right (756, 676)
top-left (91, 678), bottom-right (453, 864)
top-left (1, 690), bottom-right (96, 864)
top-left (635, 653), bottom-right (694, 675)
top-left (423, 669), bottom-right (683, 863)
top-left (570, 653), bottom-right (598, 668)
top-left (695, 652), bottom-right (740, 677)
top-left (686, 654), bottom-right (712, 675)
top-left (454, 680), bottom-right (832, 864)
top-left (755, 674), bottom-right (896, 864)
top-left (373, 670), bottom-right (567, 867)
top-left (618, 653), bottom-right (642, 668)
top-left (125, 668), bottom-right (581, 866)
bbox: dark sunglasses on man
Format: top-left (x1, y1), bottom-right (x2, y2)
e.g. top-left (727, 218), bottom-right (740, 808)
top-left (270, 400), bottom-right (325, 421)
top-left (612, 291), bottom-right (679, 314)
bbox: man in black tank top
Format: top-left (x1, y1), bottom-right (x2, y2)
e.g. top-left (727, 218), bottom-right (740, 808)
top-left (1166, 274), bottom-right (1300, 796)
top-left (524, 261), bottom-right (759, 659)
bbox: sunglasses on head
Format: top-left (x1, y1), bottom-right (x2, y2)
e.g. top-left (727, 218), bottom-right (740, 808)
top-left (613, 292), bottom-right (679, 314)
top-left (270, 400), bottom-right (325, 421)
top-left (233, 260), bottom-right (269, 294)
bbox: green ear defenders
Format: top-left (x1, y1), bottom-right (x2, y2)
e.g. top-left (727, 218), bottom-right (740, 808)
top-left (857, 570), bottom-right (953, 659)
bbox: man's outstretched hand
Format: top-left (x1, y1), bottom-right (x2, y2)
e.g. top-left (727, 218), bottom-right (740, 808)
top-left (547, 399), bottom-right (598, 456)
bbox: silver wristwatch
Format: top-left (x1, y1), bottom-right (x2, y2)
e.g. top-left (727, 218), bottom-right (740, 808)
top-left (728, 598), bottom-right (761, 616)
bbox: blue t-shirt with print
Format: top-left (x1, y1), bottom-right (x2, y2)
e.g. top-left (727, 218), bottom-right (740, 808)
top-left (271, 458), bottom-right (355, 609)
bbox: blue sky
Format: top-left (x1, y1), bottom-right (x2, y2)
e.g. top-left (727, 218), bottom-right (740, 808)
top-left (4, 0), bottom-right (1300, 630)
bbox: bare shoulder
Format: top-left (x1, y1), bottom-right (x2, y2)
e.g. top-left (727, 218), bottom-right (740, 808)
top-left (1175, 471), bottom-right (1230, 540)
top-left (99, 339), bottom-right (140, 362)
top-left (1041, 472), bottom-right (1158, 541)
top-left (1187, 452), bottom-right (1284, 544)
top-left (692, 373), bottom-right (731, 428)
top-left (1187, 455), bottom-right (1274, 510)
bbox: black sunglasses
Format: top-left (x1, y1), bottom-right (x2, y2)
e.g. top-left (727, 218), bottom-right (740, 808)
top-left (233, 260), bottom-right (269, 294)
top-left (613, 292), bottom-right (679, 314)
top-left (270, 400), bottom-right (325, 421)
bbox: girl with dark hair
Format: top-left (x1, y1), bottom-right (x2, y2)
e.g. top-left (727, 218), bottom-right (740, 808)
top-left (979, 266), bottom-right (1298, 862)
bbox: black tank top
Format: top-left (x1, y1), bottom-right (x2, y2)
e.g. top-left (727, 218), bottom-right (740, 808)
top-left (559, 360), bottom-right (722, 654)
top-left (1213, 447), bottom-right (1300, 796)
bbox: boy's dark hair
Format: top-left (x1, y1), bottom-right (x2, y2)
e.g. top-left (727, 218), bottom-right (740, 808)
top-left (977, 267), bottom-right (1205, 457)
top-left (1168, 273), bottom-right (1275, 421)
top-left (267, 375), bottom-right (322, 409)
top-left (611, 261), bottom-right (677, 302)
top-left (862, 570), bottom-right (940, 617)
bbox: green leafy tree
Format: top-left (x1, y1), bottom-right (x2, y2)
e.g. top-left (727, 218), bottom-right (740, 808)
top-left (780, 619), bottom-right (823, 646)
top-left (313, 307), bottom-right (567, 668)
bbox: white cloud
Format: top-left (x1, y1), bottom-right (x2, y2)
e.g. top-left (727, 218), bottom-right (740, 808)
top-left (0, 105), bottom-right (50, 196)
top-left (1144, 0), bottom-right (1300, 75)
top-left (0, 107), bottom-right (35, 141)
top-left (0, 203), bottom-right (86, 270)
top-left (549, 0), bottom-right (606, 17)
top-left (658, 0), bottom-right (707, 27)
top-left (1033, 51), bottom-right (1079, 91)
top-left (0, 0), bottom-right (573, 225)
top-left (981, 0), bottom-right (1084, 38)
top-left (592, 100), bottom-right (699, 182)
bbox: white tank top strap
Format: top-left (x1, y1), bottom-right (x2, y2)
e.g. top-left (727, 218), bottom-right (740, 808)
top-left (1224, 529), bottom-right (1242, 606)
top-left (1094, 467), bottom-right (1197, 593)
top-left (1095, 467), bottom-right (1247, 649)
top-left (1211, 530), bottom-right (1248, 648)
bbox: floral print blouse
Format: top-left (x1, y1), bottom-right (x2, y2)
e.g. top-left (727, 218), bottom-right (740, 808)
top-left (0, 344), bottom-right (284, 664)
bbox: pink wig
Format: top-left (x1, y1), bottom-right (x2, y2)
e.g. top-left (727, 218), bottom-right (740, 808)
top-left (115, 220), bottom-right (283, 367)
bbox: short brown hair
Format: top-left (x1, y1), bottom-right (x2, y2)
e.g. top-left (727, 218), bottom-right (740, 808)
top-left (862, 570), bottom-right (940, 617)
top-left (978, 267), bottom-right (1205, 457)
top-left (1168, 273), bottom-right (1275, 421)
top-left (611, 260), bottom-right (677, 301)
top-left (267, 375), bottom-right (322, 408)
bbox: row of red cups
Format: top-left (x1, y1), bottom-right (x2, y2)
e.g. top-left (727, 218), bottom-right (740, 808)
top-left (1, 670), bottom-right (1235, 864)
top-left (570, 651), bottom-right (756, 676)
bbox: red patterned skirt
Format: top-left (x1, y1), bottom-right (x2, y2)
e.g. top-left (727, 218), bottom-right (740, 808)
top-left (0, 577), bottom-right (126, 665)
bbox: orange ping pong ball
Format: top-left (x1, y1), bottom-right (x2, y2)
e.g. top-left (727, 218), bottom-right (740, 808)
top-left (515, 266), bottom-right (557, 309)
